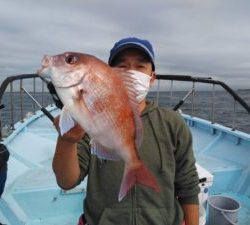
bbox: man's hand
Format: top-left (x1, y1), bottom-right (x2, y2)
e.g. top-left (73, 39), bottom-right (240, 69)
top-left (53, 116), bottom-right (85, 143)
top-left (52, 116), bottom-right (85, 189)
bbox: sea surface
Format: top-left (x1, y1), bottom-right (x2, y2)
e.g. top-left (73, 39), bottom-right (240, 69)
top-left (0, 90), bottom-right (250, 134)
top-left (148, 90), bottom-right (250, 133)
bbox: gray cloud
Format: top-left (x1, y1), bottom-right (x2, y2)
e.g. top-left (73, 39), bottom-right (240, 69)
top-left (0, 0), bottom-right (250, 89)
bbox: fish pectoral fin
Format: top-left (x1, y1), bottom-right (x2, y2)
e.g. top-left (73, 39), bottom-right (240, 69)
top-left (59, 106), bottom-right (76, 135)
top-left (91, 141), bottom-right (120, 160)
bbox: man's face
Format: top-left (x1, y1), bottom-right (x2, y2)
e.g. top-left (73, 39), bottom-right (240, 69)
top-left (111, 48), bottom-right (154, 77)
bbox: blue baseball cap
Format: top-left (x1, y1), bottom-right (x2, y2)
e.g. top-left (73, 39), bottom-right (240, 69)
top-left (108, 37), bottom-right (155, 71)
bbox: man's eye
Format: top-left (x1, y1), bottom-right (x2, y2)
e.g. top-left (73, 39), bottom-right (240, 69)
top-left (65, 55), bottom-right (78, 64)
top-left (117, 64), bottom-right (126, 68)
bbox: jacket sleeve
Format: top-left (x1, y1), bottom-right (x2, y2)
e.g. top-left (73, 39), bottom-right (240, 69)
top-left (173, 115), bottom-right (200, 204)
top-left (77, 134), bottom-right (91, 182)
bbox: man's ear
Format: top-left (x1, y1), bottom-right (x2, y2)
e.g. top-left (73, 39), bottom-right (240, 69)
top-left (150, 72), bottom-right (156, 86)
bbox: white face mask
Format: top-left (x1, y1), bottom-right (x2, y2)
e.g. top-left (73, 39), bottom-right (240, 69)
top-left (128, 70), bottom-right (152, 102)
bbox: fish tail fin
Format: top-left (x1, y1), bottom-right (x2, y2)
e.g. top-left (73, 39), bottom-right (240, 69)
top-left (118, 161), bottom-right (160, 201)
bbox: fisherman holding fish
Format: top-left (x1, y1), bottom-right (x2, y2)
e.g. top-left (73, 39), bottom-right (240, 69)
top-left (38, 37), bottom-right (200, 225)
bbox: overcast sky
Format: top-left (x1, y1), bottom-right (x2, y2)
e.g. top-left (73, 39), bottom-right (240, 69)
top-left (0, 0), bottom-right (250, 89)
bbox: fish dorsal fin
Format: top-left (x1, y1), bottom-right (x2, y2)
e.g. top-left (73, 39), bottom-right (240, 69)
top-left (113, 69), bottom-right (143, 150)
top-left (59, 106), bottom-right (76, 136)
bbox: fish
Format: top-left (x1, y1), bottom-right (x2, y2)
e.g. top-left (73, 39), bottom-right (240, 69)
top-left (37, 52), bottom-right (160, 201)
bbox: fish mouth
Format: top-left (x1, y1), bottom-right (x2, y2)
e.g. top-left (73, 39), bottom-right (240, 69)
top-left (37, 55), bottom-right (51, 74)
top-left (37, 55), bottom-right (52, 82)
top-left (37, 66), bottom-right (51, 84)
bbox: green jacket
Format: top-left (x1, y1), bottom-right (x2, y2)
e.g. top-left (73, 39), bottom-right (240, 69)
top-left (77, 101), bottom-right (200, 225)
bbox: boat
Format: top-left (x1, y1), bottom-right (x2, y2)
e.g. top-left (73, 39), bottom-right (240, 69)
top-left (0, 74), bottom-right (249, 225)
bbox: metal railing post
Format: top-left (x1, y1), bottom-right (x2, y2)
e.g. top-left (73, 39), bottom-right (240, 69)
top-left (10, 82), bottom-right (14, 129)
top-left (191, 82), bottom-right (195, 116)
top-left (33, 77), bottom-right (36, 114)
top-left (20, 79), bottom-right (24, 122)
top-left (211, 84), bottom-right (215, 124)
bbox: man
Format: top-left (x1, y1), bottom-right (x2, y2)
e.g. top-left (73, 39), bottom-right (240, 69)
top-left (53, 37), bottom-right (200, 225)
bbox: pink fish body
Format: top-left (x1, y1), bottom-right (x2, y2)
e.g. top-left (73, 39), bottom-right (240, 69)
top-left (38, 52), bottom-right (160, 201)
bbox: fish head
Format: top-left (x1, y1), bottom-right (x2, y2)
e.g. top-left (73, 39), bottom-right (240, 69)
top-left (37, 52), bottom-right (89, 88)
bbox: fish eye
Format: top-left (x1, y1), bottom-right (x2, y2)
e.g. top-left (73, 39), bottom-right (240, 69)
top-left (65, 55), bottom-right (78, 65)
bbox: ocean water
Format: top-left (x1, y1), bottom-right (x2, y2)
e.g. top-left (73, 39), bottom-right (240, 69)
top-left (148, 90), bottom-right (250, 133)
top-left (0, 90), bottom-right (250, 134)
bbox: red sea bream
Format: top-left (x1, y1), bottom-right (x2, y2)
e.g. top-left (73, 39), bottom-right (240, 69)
top-left (37, 52), bottom-right (160, 201)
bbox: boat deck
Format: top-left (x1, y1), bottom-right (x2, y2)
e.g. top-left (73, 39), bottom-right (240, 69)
top-left (0, 107), bottom-right (86, 225)
top-left (0, 107), bottom-right (250, 224)
top-left (184, 115), bottom-right (250, 225)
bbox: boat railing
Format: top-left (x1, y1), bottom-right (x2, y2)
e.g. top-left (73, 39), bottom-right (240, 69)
top-left (0, 74), bottom-right (250, 139)
top-left (0, 74), bottom-right (54, 139)
top-left (151, 74), bottom-right (250, 133)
